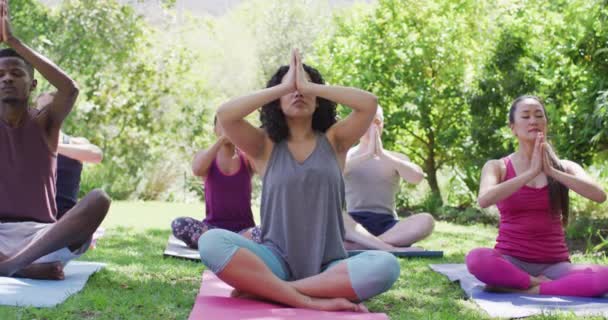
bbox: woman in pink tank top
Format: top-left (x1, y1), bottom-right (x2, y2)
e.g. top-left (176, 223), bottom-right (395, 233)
top-left (466, 95), bottom-right (608, 297)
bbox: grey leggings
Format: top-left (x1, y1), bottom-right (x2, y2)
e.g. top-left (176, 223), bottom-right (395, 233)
top-left (198, 229), bottom-right (401, 301)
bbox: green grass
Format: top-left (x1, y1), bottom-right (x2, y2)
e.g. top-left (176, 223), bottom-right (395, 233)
top-left (0, 201), bottom-right (606, 319)
top-left (101, 201), bottom-right (203, 230)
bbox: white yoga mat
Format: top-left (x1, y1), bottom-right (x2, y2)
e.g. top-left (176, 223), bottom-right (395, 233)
top-left (163, 235), bottom-right (200, 261)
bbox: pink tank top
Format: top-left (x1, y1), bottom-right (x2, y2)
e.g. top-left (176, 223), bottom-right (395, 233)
top-left (495, 157), bottom-right (569, 263)
top-left (0, 109), bottom-right (58, 223)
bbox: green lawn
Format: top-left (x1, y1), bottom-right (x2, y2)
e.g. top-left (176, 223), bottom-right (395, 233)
top-left (0, 202), bottom-right (606, 319)
top-left (100, 201), bottom-right (203, 230)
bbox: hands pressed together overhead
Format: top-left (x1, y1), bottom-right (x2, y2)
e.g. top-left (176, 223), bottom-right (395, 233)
top-left (282, 49), bottom-right (313, 96)
top-left (0, 0), bottom-right (15, 44)
top-left (364, 123), bottom-right (384, 158)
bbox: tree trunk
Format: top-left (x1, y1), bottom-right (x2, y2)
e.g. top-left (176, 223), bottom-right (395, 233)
top-left (425, 160), bottom-right (443, 206)
top-left (425, 132), bottom-right (443, 205)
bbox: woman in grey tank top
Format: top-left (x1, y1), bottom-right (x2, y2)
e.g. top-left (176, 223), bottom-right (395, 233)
top-left (344, 105), bottom-right (435, 249)
top-left (198, 50), bottom-right (400, 312)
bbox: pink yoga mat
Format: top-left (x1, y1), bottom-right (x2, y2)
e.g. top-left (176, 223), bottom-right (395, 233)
top-left (188, 271), bottom-right (389, 320)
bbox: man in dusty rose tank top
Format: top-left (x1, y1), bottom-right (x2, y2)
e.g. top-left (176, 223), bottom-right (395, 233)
top-left (0, 0), bottom-right (110, 280)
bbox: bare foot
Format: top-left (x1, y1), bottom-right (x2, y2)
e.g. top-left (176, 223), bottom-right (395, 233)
top-left (230, 288), bottom-right (263, 301)
top-left (307, 296), bottom-right (368, 312)
top-left (530, 275), bottom-right (550, 287)
top-left (484, 284), bottom-right (540, 295)
top-left (484, 285), bottom-right (518, 293)
top-left (230, 288), bottom-right (242, 298)
top-left (0, 260), bottom-right (18, 277)
top-left (392, 246), bottom-right (424, 252)
top-left (14, 262), bottom-right (64, 280)
top-left (343, 241), bottom-right (367, 250)
top-left (356, 302), bottom-right (369, 313)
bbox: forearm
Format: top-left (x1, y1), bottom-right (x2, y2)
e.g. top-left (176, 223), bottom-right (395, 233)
top-left (478, 170), bottom-right (536, 208)
top-left (217, 84), bottom-right (291, 123)
top-left (57, 144), bottom-right (102, 163)
top-left (343, 213), bottom-right (392, 250)
top-left (382, 153), bottom-right (424, 184)
top-left (307, 83), bottom-right (377, 113)
top-left (6, 38), bottom-right (78, 94)
top-left (551, 170), bottom-right (607, 203)
top-left (192, 142), bottom-right (222, 177)
top-left (344, 152), bottom-right (373, 174)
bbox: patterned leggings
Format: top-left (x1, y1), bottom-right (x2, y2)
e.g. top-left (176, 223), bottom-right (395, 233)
top-left (171, 217), bottom-right (261, 249)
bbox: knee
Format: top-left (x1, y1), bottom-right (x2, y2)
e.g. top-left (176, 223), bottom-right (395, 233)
top-left (198, 229), bottom-right (237, 273)
top-left (377, 252), bottom-right (401, 288)
top-left (198, 229), bottom-right (227, 259)
top-left (170, 217), bottom-right (187, 231)
top-left (88, 189), bottom-right (111, 211)
top-left (465, 248), bottom-right (495, 275)
top-left (420, 213), bottom-right (435, 235)
top-left (351, 251), bottom-right (400, 300)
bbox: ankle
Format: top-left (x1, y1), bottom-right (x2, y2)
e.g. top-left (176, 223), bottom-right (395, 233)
top-left (525, 285), bottom-right (541, 295)
top-left (289, 287), bottom-right (313, 309)
top-left (530, 275), bottom-right (549, 287)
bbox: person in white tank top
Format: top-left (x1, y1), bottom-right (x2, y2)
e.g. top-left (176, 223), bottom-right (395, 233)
top-left (343, 106), bottom-right (435, 250)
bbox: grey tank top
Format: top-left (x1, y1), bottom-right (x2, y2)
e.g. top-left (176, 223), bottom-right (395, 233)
top-left (344, 148), bottom-right (400, 217)
top-left (260, 133), bottom-right (347, 280)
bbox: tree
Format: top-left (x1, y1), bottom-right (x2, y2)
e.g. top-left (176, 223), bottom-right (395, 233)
top-left (466, 0), bottom-right (608, 196)
top-left (314, 0), bottom-right (493, 203)
top-left (10, 0), bottom-right (213, 199)
top-left (235, 0), bottom-right (333, 82)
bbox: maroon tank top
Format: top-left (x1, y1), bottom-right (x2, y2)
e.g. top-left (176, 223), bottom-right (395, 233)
top-left (203, 151), bottom-right (255, 231)
top-left (0, 108), bottom-right (58, 223)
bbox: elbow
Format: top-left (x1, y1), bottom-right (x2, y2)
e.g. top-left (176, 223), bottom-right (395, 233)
top-left (412, 170), bottom-right (425, 184)
top-left (368, 95), bottom-right (378, 112)
top-left (90, 151), bottom-right (103, 164)
top-left (192, 168), bottom-right (204, 178)
top-left (85, 146), bottom-right (103, 164)
top-left (343, 227), bottom-right (358, 242)
top-left (191, 164), bottom-right (203, 177)
top-left (67, 81), bottom-right (80, 99)
top-left (477, 197), bottom-right (490, 209)
top-left (191, 162), bottom-right (207, 178)
top-left (216, 104), bottom-right (231, 124)
top-left (404, 167), bottom-right (425, 185)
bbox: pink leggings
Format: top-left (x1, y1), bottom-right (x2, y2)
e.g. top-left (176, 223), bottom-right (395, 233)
top-left (466, 248), bottom-right (608, 297)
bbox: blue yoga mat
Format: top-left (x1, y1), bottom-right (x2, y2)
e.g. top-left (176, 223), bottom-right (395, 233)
top-left (430, 263), bottom-right (608, 318)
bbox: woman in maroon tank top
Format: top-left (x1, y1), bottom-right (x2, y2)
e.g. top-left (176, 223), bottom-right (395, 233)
top-left (170, 115), bottom-right (260, 249)
top-left (466, 95), bottom-right (607, 297)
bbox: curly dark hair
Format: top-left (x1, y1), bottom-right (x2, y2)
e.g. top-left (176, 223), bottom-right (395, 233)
top-left (259, 64), bottom-right (337, 143)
